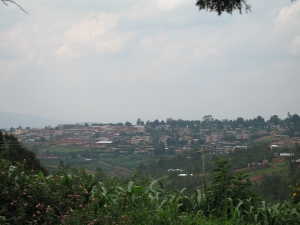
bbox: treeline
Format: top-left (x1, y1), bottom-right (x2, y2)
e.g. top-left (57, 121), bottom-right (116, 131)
top-left (139, 113), bottom-right (300, 136)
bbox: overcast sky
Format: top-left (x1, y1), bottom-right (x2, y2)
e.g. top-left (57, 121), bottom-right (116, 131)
top-left (0, 0), bottom-right (299, 124)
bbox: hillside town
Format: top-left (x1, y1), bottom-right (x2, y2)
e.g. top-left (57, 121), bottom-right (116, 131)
top-left (4, 115), bottom-right (300, 157)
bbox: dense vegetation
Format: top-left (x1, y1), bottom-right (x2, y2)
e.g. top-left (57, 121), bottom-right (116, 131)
top-left (0, 131), bottom-right (48, 175)
top-left (1, 156), bottom-right (300, 225)
top-left (1, 132), bottom-right (300, 224)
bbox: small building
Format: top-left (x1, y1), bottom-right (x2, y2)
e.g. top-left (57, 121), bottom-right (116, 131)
top-left (178, 174), bottom-right (193, 177)
top-left (96, 141), bottom-right (113, 146)
top-left (179, 174), bottom-right (187, 177)
top-left (270, 145), bottom-right (279, 150)
top-left (131, 136), bottom-right (153, 145)
top-left (280, 153), bottom-right (294, 157)
top-left (56, 139), bottom-right (83, 146)
top-left (236, 133), bottom-right (250, 140)
top-left (205, 135), bottom-right (223, 142)
top-left (14, 129), bottom-right (28, 135)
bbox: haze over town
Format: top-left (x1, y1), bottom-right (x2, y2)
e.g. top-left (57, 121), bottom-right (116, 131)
top-left (1, 0), bottom-right (300, 124)
top-left (1, 2), bottom-right (300, 223)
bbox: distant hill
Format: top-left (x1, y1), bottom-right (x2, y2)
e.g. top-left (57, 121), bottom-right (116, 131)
top-left (0, 112), bottom-right (72, 129)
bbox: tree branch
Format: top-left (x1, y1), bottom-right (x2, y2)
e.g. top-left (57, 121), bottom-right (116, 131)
top-left (196, 0), bottom-right (297, 16)
top-left (2, 0), bottom-right (28, 14)
top-left (195, 0), bottom-right (251, 15)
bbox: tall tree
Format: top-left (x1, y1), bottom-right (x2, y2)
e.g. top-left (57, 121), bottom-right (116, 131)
top-left (136, 118), bottom-right (144, 125)
top-left (269, 115), bottom-right (280, 125)
top-left (203, 115), bottom-right (214, 122)
top-left (125, 121), bottom-right (132, 127)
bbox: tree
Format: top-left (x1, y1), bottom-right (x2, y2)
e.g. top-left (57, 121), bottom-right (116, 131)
top-left (269, 115), bottom-right (280, 125)
top-left (136, 118), bottom-right (144, 125)
top-left (94, 132), bottom-right (100, 138)
top-left (291, 114), bottom-right (300, 123)
top-left (166, 138), bottom-right (175, 146)
top-left (254, 115), bottom-right (266, 127)
top-left (207, 158), bottom-right (257, 217)
top-left (152, 119), bottom-right (160, 127)
top-left (0, 131), bottom-right (48, 175)
top-left (196, 0), bottom-right (251, 15)
top-left (196, 0), bottom-right (297, 16)
top-left (236, 117), bottom-right (244, 126)
top-left (2, 0), bottom-right (28, 14)
top-left (137, 118), bottom-right (142, 125)
top-left (2, 0), bottom-right (298, 16)
top-left (203, 115), bottom-right (214, 122)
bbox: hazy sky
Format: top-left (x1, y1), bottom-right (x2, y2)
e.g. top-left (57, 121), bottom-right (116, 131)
top-left (1, 0), bottom-right (299, 124)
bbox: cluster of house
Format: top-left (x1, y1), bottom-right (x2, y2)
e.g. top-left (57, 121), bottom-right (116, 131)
top-left (12, 124), bottom-right (135, 147)
top-left (8, 121), bottom-right (300, 156)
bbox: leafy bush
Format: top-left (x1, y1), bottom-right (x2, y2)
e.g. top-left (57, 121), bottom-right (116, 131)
top-left (1, 157), bottom-right (300, 225)
top-left (0, 159), bottom-right (90, 224)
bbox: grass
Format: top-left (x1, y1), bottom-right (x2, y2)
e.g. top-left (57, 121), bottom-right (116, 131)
top-left (99, 154), bottom-right (158, 170)
top-left (41, 154), bottom-right (143, 177)
top-left (239, 162), bottom-right (288, 183)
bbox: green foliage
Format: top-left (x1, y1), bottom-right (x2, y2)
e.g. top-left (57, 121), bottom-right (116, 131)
top-left (195, 0), bottom-right (251, 15)
top-left (0, 159), bottom-right (87, 224)
top-left (1, 154), bottom-right (300, 224)
top-left (0, 131), bottom-right (48, 175)
top-left (93, 132), bottom-right (100, 138)
top-left (254, 174), bottom-right (290, 203)
top-left (195, 0), bottom-right (297, 16)
top-left (125, 122), bottom-right (132, 127)
top-left (228, 144), bottom-right (273, 168)
top-left (205, 158), bottom-right (258, 218)
top-left (289, 183), bottom-right (300, 204)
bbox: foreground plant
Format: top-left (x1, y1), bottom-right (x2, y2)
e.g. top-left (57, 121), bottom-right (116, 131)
top-left (1, 157), bottom-right (300, 225)
top-left (0, 159), bottom-right (89, 224)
